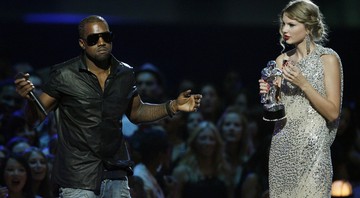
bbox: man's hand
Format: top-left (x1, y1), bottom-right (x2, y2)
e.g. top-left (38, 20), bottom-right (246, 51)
top-left (14, 73), bottom-right (34, 100)
top-left (172, 90), bottom-right (202, 112)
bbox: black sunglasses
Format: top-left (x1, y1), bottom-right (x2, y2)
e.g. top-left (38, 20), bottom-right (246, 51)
top-left (84, 32), bottom-right (113, 46)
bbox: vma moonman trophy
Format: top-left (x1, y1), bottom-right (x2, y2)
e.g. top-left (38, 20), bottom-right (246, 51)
top-left (260, 60), bottom-right (286, 121)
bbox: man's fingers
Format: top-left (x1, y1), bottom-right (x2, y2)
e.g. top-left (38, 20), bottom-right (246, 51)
top-left (195, 94), bottom-right (202, 99)
top-left (182, 90), bottom-right (192, 97)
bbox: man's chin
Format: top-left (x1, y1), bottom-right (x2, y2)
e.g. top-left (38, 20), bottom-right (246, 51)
top-left (96, 54), bottom-right (110, 61)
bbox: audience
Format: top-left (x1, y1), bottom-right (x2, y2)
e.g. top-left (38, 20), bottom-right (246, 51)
top-left (0, 58), bottom-right (358, 198)
top-left (0, 146), bottom-right (9, 168)
top-left (135, 62), bottom-right (168, 103)
top-left (199, 84), bottom-right (224, 123)
top-left (172, 121), bottom-right (233, 198)
top-left (23, 147), bottom-right (54, 198)
top-left (130, 128), bottom-right (173, 198)
top-left (6, 136), bottom-right (31, 154)
top-left (0, 153), bottom-right (35, 198)
top-left (217, 106), bottom-right (251, 188)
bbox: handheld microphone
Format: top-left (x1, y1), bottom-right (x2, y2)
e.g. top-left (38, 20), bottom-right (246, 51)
top-left (15, 72), bottom-right (48, 116)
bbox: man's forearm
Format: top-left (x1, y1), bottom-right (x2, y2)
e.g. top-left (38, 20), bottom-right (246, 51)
top-left (132, 101), bottom-right (176, 123)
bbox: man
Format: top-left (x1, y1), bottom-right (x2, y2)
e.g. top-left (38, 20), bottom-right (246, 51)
top-left (14, 15), bottom-right (202, 197)
top-left (130, 128), bottom-right (170, 198)
top-left (122, 63), bottom-right (167, 137)
top-left (135, 63), bottom-right (167, 103)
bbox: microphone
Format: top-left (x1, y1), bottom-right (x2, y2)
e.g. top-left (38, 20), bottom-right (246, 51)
top-left (15, 72), bottom-right (48, 116)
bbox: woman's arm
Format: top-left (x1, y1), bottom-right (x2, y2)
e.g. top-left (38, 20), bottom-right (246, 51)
top-left (282, 54), bottom-right (341, 122)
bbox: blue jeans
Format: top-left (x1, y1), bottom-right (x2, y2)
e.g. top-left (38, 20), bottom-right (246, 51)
top-left (59, 179), bottom-right (131, 198)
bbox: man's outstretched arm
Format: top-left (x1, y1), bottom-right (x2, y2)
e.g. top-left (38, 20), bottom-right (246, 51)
top-left (127, 90), bottom-right (202, 124)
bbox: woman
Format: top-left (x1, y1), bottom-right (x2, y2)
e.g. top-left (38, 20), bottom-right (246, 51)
top-left (172, 121), bottom-right (232, 198)
top-left (199, 84), bottom-right (224, 123)
top-left (217, 106), bottom-right (250, 188)
top-left (22, 147), bottom-right (54, 198)
top-left (258, 0), bottom-right (343, 197)
top-left (0, 153), bottom-right (35, 198)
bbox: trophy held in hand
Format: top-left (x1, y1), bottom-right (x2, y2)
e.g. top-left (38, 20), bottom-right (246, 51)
top-left (260, 60), bottom-right (286, 121)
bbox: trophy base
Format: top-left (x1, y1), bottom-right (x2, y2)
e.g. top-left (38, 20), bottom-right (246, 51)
top-left (263, 105), bottom-right (286, 122)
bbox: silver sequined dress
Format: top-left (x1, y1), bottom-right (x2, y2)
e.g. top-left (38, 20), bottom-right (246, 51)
top-left (269, 45), bottom-right (343, 198)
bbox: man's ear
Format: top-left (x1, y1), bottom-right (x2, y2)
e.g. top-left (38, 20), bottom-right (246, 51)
top-left (79, 39), bottom-right (85, 50)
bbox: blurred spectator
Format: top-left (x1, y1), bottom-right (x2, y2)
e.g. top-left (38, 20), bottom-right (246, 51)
top-left (135, 63), bottom-right (168, 103)
top-left (177, 79), bottom-right (197, 94)
top-left (6, 136), bottom-right (31, 154)
top-left (38, 115), bottom-right (58, 152)
top-left (12, 62), bottom-right (34, 75)
top-left (130, 128), bottom-right (173, 198)
top-left (166, 111), bottom-right (205, 175)
top-left (0, 82), bottom-right (24, 144)
top-left (23, 147), bottom-right (54, 198)
top-left (1, 72), bottom-right (44, 147)
top-left (0, 82), bottom-right (23, 113)
top-left (232, 90), bottom-right (249, 115)
top-left (235, 134), bottom-right (271, 198)
top-left (217, 106), bottom-right (251, 188)
top-left (172, 121), bottom-right (232, 198)
top-left (185, 111), bottom-right (204, 139)
top-left (6, 113), bottom-right (39, 148)
top-left (222, 71), bottom-right (244, 106)
top-left (128, 175), bottom-right (147, 198)
top-left (161, 113), bottom-right (187, 173)
top-left (0, 145), bottom-right (9, 168)
top-left (0, 153), bottom-right (35, 198)
top-left (199, 84), bottom-right (224, 123)
top-left (123, 62), bottom-right (168, 137)
top-left (232, 89), bottom-right (265, 155)
top-left (41, 133), bottom-right (58, 173)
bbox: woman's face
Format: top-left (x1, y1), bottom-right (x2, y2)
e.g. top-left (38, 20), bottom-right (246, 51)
top-left (200, 85), bottom-right (219, 113)
top-left (4, 158), bottom-right (27, 193)
top-left (221, 112), bottom-right (243, 143)
top-left (28, 152), bottom-right (47, 181)
top-left (282, 13), bottom-right (307, 45)
top-left (234, 93), bottom-right (247, 113)
top-left (195, 128), bottom-right (216, 158)
top-left (186, 112), bottom-right (204, 134)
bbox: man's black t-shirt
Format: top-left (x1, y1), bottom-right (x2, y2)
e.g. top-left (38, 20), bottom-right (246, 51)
top-left (42, 54), bottom-right (137, 191)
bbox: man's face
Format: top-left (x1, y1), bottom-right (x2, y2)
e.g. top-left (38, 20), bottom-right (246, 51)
top-left (79, 22), bottom-right (112, 62)
top-left (136, 72), bottom-right (162, 102)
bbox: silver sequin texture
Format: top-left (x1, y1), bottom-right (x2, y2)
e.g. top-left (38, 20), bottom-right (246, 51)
top-left (269, 45), bottom-right (343, 198)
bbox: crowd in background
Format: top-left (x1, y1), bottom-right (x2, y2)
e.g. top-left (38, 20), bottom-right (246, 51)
top-left (0, 61), bottom-right (359, 197)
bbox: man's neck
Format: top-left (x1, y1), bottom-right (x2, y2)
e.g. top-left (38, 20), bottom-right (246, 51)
top-left (85, 53), bottom-right (111, 71)
top-left (86, 59), bottom-right (110, 74)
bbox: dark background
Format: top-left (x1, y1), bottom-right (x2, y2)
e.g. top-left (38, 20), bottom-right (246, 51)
top-left (1, 0), bottom-right (359, 103)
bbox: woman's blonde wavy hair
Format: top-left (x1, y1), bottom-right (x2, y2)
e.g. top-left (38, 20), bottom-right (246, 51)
top-left (175, 121), bottom-right (231, 185)
top-left (279, 0), bottom-right (328, 51)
